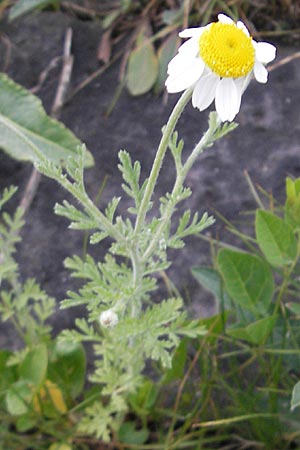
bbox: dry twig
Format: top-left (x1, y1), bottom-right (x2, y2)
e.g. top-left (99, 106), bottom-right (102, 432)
top-left (19, 28), bottom-right (74, 214)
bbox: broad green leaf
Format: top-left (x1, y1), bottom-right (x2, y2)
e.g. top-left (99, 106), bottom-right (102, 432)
top-left (218, 249), bottom-right (274, 316)
top-left (191, 266), bottom-right (231, 309)
top-left (228, 315), bottom-right (277, 345)
top-left (9, 0), bottom-right (60, 21)
top-left (126, 26), bottom-right (159, 96)
top-left (255, 210), bottom-right (297, 266)
top-left (154, 33), bottom-right (178, 93)
top-left (118, 421), bottom-right (149, 445)
top-left (285, 177), bottom-right (300, 230)
top-left (16, 415), bottom-right (38, 432)
top-left (291, 381), bottom-right (300, 411)
top-left (0, 73), bottom-right (93, 166)
top-left (19, 344), bottom-right (48, 388)
top-left (49, 340), bottom-right (86, 399)
top-left (0, 350), bottom-right (16, 383)
top-left (6, 380), bottom-right (33, 415)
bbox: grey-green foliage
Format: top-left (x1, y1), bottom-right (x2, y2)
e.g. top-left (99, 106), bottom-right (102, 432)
top-left (34, 112), bottom-right (234, 440)
top-left (0, 188), bottom-right (56, 349)
top-left (0, 186), bottom-right (22, 282)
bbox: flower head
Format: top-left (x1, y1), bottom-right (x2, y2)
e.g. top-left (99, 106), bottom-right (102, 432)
top-left (165, 14), bottom-right (276, 122)
top-left (99, 309), bottom-right (119, 328)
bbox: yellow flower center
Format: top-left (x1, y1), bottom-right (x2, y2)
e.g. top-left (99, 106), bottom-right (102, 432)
top-left (199, 22), bottom-right (255, 78)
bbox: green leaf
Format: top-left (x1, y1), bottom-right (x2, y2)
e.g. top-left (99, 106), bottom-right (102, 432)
top-left (217, 249), bottom-right (274, 316)
top-left (198, 313), bottom-right (228, 343)
top-left (16, 415), bottom-right (38, 432)
top-left (228, 315), bottom-right (277, 345)
top-left (162, 8), bottom-right (183, 25)
top-left (126, 26), bottom-right (159, 96)
top-left (0, 350), bottom-right (17, 393)
top-left (0, 73), bottom-right (93, 166)
top-left (154, 33), bottom-right (178, 93)
top-left (163, 339), bottom-right (187, 384)
top-left (118, 421), bottom-right (149, 445)
top-left (286, 302), bottom-right (300, 317)
top-left (256, 210), bottom-right (297, 266)
top-left (291, 381), bottom-right (300, 411)
top-left (19, 344), bottom-right (48, 388)
top-left (49, 340), bottom-right (86, 399)
top-left (5, 380), bottom-right (33, 415)
top-left (9, 0), bottom-right (59, 21)
top-left (285, 177), bottom-right (300, 230)
top-left (129, 378), bottom-right (159, 413)
top-left (102, 10), bottom-right (120, 29)
top-left (177, 319), bottom-right (207, 338)
top-left (191, 266), bottom-right (231, 309)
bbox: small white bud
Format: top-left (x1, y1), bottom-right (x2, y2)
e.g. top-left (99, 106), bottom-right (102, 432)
top-left (99, 309), bottom-right (118, 328)
top-left (159, 238), bottom-right (166, 251)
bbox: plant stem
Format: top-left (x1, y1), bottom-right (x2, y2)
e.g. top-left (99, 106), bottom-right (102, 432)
top-left (142, 117), bottom-right (219, 262)
top-left (134, 88), bottom-right (193, 236)
top-left (63, 178), bottom-right (124, 242)
top-left (129, 246), bottom-right (143, 317)
top-left (181, 116), bottom-right (219, 177)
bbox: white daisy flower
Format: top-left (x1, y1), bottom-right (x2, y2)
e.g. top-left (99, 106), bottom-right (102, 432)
top-left (165, 14), bottom-right (276, 122)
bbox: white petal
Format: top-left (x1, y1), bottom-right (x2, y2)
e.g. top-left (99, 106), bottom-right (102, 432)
top-left (167, 51), bottom-right (204, 77)
top-left (167, 52), bottom-right (187, 75)
top-left (235, 72), bottom-right (253, 94)
top-left (215, 78), bottom-right (242, 122)
top-left (218, 14), bottom-right (233, 24)
top-left (255, 42), bottom-right (276, 64)
top-left (192, 73), bottom-right (219, 110)
top-left (166, 58), bottom-right (205, 93)
top-left (178, 37), bottom-right (199, 56)
top-left (179, 27), bottom-right (206, 38)
top-left (237, 20), bottom-right (250, 36)
top-left (253, 61), bottom-right (268, 83)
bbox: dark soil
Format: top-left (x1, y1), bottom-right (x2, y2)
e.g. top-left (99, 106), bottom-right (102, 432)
top-left (0, 10), bottom-right (300, 349)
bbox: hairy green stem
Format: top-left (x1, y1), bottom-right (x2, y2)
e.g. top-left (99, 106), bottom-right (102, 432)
top-left (63, 179), bottom-right (124, 242)
top-left (181, 116), bottom-right (220, 178)
top-left (134, 88), bottom-right (193, 236)
top-left (128, 89), bottom-right (193, 318)
top-left (142, 117), bottom-right (219, 262)
top-left (129, 246), bottom-right (143, 317)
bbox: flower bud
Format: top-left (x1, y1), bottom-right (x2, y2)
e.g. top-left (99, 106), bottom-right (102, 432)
top-left (99, 309), bottom-right (118, 328)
